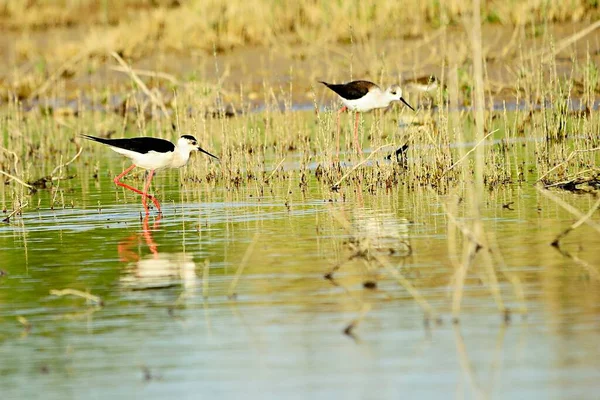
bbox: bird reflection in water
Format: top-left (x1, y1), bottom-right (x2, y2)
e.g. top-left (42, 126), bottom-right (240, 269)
top-left (351, 210), bottom-right (412, 257)
top-left (118, 216), bottom-right (197, 291)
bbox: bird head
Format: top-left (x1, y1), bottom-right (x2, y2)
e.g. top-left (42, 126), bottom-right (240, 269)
top-left (179, 135), bottom-right (219, 159)
top-left (386, 84), bottom-right (415, 111)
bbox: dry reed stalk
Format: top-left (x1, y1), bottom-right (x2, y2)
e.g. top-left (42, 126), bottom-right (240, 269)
top-left (373, 253), bottom-right (436, 318)
top-left (0, 170), bottom-right (33, 189)
top-left (264, 157), bottom-right (286, 183)
top-left (109, 66), bottom-right (180, 85)
top-left (50, 288), bottom-right (103, 305)
top-left (535, 185), bottom-right (600, 280)
top-left (560, 251), bottom-right (600, 282)
top-left (445, 194), bottom-right (463, 271)
top-left (323, 273), bottom-right (372, 338)
top-left (537, 147), bottom-right (600, 184)
top-left (344, 303), bottom-right (372, 338)
top-left (451, 0), bottom-right (505, 321)
top-left (439, 129), bottom-right (497, 178)
top-left (202, 259), bottom-right (210, 299)
top-left (227, 232), bottom-right (260, 298)
top-left (110, 51), bottom-right (171, 120)
top-left (531, 20), bottom-right (600, 63)
top-left (485, 231), bottom-right (528, 316)
top-left (453, 326), bottom-right (485, 398)
top-left (447, 54), bottom-right (474, 322)
top-left (2, 201), bottom-right (28, 223)
top-left (535, 184), bottom-right (600, 234)
top-left (51, 146), bottom-right (83, 178)
top-left (435, 190), bottom-right (484, 249)
top-left (550, 195), bottom-right (600, 247)
top-left (331, 144), bottom-right (394, 190)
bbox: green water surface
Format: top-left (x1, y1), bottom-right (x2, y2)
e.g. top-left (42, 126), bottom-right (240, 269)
top-left (1, 163), bottom-right (599, 399)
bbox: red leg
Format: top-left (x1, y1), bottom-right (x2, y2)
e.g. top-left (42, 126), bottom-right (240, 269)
top-left (117, 234), bottom-right (141, 262)
top-left (113, 164), bottom-right (143, 194)
top-left (113, 164), bottom-right (160, 212)
top-left (354, 112), bottom-right (362, 154)
top-left (142, 215), bottom-right (159, 258)
top-left (142, 169), bottom-right (161, 214)
top-left (336, 106), bottom-right (347, 161)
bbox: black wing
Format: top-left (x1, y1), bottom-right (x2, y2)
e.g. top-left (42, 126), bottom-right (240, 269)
top-left (319, 80), bottom-right (376, 100)
top-left (82, 135), bottom-right (175, 154)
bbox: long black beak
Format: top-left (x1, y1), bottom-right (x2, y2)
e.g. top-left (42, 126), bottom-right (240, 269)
top-left (400, 97), bottom-right (415, 112)
top-left (198, 146), bottom-right (219, 160)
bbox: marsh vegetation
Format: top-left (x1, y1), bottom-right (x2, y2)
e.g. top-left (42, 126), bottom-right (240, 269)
top-left (1, 1), bottom-right (600, 398)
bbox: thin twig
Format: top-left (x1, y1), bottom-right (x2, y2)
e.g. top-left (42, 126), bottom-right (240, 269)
top-left (533, 20), bottom-right (600, 63)
top-left (51, 146), bottom-right (83, 177)
top-left (0, 170), bottom-right (34, 189)
top-left (535, 184), bottom-right (600, 235)
top-left (264, 157), bottom-right (286, 183)
top-left (2, 202), bottom-right (28, 223)
top-left (331, 144), bottom-right (394, 190)
top-left (452, 236), bottom-right (481, 322)
top-left (551, 195), bottom-right (600, 247)
top-left (50, 288), bottom-right (103, 305)
top-left (453, 326), bottom-right (485, 398)
top-left (372, 253), bottom-right (435, 317)
top-left (109, 66), bottom-right (179, 85)
top-left (110, 51), bottom-right (171, 119)
top-left (537, 147), bottom-right (600, 183)
top-left (435, 190), bottom-right (485, 249)
top-left (544, 167), bottom-right (598, 185)
top-left (440, 130), bottom-right (496, 178)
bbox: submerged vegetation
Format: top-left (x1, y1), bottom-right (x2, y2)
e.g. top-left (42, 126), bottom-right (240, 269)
top-left (1, 0), bottom-right (600, 366)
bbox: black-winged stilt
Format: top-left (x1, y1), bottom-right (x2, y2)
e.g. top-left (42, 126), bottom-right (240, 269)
top-left (405, 75), bottom-right (440, 94)
top-left (319, 80), bottom-right (415, 156)
top-left (82, 134), bottom-right (218, 214)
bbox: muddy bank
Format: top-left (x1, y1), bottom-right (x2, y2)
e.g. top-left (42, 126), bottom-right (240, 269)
top-left (1, 23), bottom-right (599, 108)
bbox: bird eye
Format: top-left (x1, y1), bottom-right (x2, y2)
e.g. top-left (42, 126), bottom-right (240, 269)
top-left (391, 91), bottom-right (396, 95)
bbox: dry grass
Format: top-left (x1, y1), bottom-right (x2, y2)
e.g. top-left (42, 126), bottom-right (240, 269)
top-left (0, 0), bottom-right (599, 62)
top-left (2, 1), bottom-right (598, 30)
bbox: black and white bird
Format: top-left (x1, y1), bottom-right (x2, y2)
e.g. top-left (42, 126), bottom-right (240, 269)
top-left (320, 80), bottom-right (415, 156)
top-left (82, 134), bottom-right (218, 214)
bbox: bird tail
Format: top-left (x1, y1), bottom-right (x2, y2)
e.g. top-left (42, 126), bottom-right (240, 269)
top-left (318, 80), bottom-right (330, 87)
top-left (80, 134), bottom-right (110, 145)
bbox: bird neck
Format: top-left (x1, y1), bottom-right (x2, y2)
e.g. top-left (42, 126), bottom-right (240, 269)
top-left (171, 146), bottom-right (192, 168)
top-left (379, 91), bottom-right (395, 107)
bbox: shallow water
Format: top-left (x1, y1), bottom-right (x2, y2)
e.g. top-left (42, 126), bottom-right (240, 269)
top-left (1, 169), bottom-right (600, 399)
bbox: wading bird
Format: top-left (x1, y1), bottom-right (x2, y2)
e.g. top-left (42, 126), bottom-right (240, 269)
top-left (82, 134), bottom-right (218, 214)
top-left (319, 80), bottom-right (415, 156)
top-left (404, 75), bottom-right (440, 94)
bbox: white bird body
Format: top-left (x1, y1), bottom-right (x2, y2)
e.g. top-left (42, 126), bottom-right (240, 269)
top-left (109, 143), bottom-right (193, 170)
top-left (339, 87), bottom-right (394, 112)
top-left (320, 80), bottom-right (414, 113)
